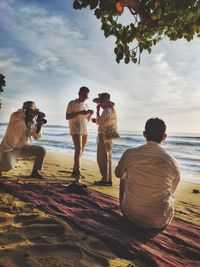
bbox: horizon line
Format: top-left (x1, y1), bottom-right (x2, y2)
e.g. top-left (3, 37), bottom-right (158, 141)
top-left (0, 122), bottom-right (199, 137)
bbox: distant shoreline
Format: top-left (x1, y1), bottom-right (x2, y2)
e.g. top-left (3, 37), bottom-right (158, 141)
top-left (0, 123), bottom-right (200, 137)
top-left (1, 124), bottom-right (200, 184)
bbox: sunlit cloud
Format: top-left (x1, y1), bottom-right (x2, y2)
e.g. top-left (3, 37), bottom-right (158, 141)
top-left (0, 0), bottom-right (199, 133)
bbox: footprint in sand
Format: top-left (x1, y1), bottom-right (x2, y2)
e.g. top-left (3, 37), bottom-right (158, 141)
top-left (58, 170), bottom-right (69, 174)
top-left (45, 162), bottom-right (58, 167)
top-left (0, 198), bottom-right (135, 267)
top-left (43, 167), bottom-right (49, 170)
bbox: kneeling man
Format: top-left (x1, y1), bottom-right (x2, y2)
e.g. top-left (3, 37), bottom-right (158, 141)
top-left (115, 118), bottom-right (180, 229)
top-left (0, 101), bottom-right (46, 178)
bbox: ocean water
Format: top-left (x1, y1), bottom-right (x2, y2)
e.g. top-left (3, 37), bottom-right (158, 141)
top-left (0, 124), bottom-right (200, 183)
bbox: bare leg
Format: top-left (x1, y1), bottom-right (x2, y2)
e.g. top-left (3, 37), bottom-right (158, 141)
top-left (72, 134), bottom-right (82, 174)
top-left (82, 135), bottom-right (88, 153)
top-left (97, 134), bottom-right (107, 180)
top-left (105, 141), bottom-right (113, 182)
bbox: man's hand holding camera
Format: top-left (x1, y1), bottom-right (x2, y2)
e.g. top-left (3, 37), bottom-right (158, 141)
top-left (35, 111), bottom-right (47, 133)
top-left (91, 105), bottom-right (100, 123)
top-left (36, 111), bottom-right (47, 125)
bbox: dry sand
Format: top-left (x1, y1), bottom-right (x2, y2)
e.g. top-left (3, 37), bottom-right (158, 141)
top-left (0, 151), bottom-right (199, 267)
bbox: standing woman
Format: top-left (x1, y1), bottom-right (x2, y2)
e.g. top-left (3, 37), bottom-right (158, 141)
top-left (66, 87), bottom-right (93, 182)
top-left (92, 93), bottom-right (119, 186)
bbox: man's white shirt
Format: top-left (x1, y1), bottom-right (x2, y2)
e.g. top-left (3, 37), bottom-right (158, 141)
top-left (0, 110), bottom-right (41, 151)
top-left (115, 141), bottom-right (180, 228)
top-left (66, 99), bottom-right (89, 135)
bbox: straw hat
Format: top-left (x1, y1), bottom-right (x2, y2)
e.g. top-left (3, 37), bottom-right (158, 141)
top-left (93, 93), bottom-right (111, 104)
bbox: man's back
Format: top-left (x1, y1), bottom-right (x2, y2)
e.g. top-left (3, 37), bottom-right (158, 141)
top-left (116, 141), bottom-right (180, 228)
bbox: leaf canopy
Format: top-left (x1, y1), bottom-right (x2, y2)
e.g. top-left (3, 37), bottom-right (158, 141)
top-left (0, 74), bottom-right (6, 109)
top-left (73, 0), bottom-right (200, 64)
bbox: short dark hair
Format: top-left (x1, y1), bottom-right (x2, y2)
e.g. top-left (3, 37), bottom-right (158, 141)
top-left (145, 118), bottom-right (166, 143)
top-left (79, 86), bottom-right (90, 95)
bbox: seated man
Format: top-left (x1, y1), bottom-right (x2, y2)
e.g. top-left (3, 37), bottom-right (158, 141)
top-left (115, 118), bottom-right (180, 229)
top-left (0, 101), bottom-right (46, 178)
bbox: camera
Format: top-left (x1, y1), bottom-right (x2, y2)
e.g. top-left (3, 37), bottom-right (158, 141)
top-left (36, 111), bottom-right (47, 124)
top-left (93, 98), bottom-right (100, 105)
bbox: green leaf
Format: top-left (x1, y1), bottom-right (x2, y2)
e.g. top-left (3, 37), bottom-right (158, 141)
top-left (94, 8), bottom-right (101, 19)
top-left (131, 51), bottom-right (136, 57)
top-left (147, 46), bottom-right (152, 53)
top-left (116, 58), bottom-right (120, 64)
top-left (130, 23), bottom-right (136, 34)
top-left (73, 0), bottom-right (81, 10)
top-left (117, 52), bottom-right (123, 60)
top-left (124, 56), bottom-right (130, 64)
top-left (73, 0), bottom-right (199, 64)
top-left (89, 0), bottom-right (98, 10)
top-left (80, 0), bottom-right (88, 8)
top-left (131, 57), bottom-right (137, 63)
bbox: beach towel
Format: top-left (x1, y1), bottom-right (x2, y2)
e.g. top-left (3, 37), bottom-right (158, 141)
top-left (1, 181), bottom-right (200, 267)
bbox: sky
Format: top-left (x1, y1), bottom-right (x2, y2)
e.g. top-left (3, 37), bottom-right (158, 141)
top-left (0, 0), bottom-right (200, 134)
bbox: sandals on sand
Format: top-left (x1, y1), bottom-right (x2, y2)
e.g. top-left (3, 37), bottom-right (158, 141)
top-left (29, 171), bottom-right (44, 179)
top-left (94, 180), bottom-right (112, 186)
top-left (71, 172), bottom-right (85, 179)
top-left (71, 172), bottom-right (86, 183)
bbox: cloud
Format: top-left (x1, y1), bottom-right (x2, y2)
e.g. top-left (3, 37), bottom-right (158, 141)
top-left (0, 0), bottom-right (200, 133)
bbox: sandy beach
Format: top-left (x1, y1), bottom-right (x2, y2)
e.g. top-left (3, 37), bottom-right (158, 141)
top-left (0, 151), bottom-right (199, 267)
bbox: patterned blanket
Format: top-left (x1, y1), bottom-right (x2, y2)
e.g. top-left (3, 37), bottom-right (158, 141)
top-left (1, 181), bottom-right (200, 267)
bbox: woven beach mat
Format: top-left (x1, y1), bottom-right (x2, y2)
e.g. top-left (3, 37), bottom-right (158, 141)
top-left (1, 181), bottom-right (200, 267)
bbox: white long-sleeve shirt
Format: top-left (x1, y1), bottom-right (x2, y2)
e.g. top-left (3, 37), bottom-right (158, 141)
top-left (96, 107), bottom-right (117, 134)
top-left (0, 109), bottom-right (41, 155)
top-left (115, 141), bottom-right (180, 228)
